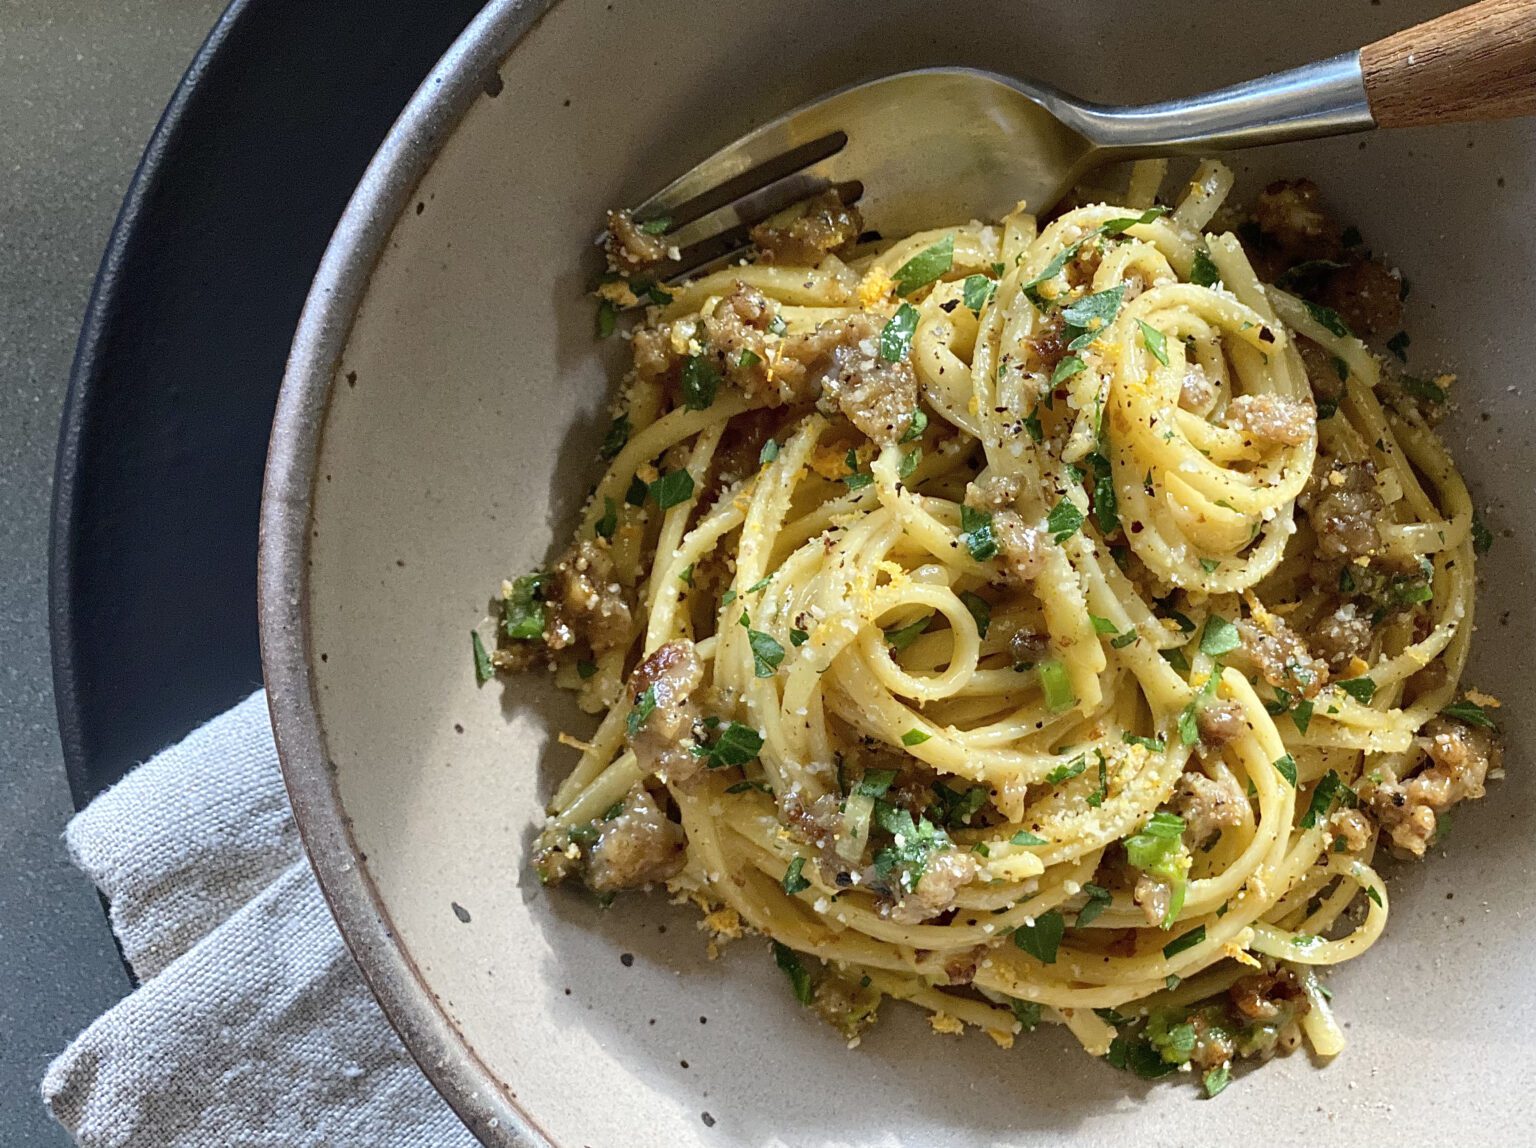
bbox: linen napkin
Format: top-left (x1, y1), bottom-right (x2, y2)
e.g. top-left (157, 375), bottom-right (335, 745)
top-left (41, 691), bottom-right (479, 1148)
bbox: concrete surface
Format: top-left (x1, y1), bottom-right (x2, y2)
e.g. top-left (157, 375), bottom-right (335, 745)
top-left (0, 0), bottom-right (225, 1140)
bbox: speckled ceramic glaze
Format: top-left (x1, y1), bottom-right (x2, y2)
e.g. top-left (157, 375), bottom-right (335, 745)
top-left (259, 2), bottom-right (1536, 1144)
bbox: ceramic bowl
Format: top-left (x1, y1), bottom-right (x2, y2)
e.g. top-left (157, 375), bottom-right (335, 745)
top-left (259, 1), bottom-right (1536, 1144)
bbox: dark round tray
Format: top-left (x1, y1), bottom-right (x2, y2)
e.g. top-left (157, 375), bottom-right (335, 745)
top-left (49, 0), bottom-right (486, 814)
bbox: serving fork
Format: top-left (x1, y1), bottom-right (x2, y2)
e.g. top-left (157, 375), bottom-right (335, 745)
top-left (634, 0), bottom-right (1534, 279)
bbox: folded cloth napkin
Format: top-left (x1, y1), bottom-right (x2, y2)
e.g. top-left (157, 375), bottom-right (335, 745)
top-left (42, 691), bottom-right (478, 1148)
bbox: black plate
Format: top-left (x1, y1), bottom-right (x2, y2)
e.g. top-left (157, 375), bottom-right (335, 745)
top-left (49, 0), bottom-right (486, 812)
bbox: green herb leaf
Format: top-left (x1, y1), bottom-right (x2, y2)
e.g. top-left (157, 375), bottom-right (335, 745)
top-left (745, 628), bottom-right (786, 678)
top-left (1046, 755), bottom-right (1087, 785)
top-left (1100, 206), bottom-right (1170, 236)
top-left (1203, 1064), bottom-right (1231, 1098)
top-left (576, 659), bottom-right (598, 679)
top-left (771, 940), bottom-right (814, 1004)
top-left (1303, 299), bottom-right (1352, 338)
top-left (959, 590), bottom-right (991, 639)
top-left (1122, 732), bottom-right (1167, 752)
top-left (900, 409), bottom-right (928, 444)
top-left (1051, 355), bottom-right (1087, 385)
top-left (1272, 753), bottom-right (1298, 787)
top-left (625, 685), bottom-right (657, 738)
top-left (470, 631), bottom-right (493, 684)
top-left (696, 721), bottom-right (765, 768)
top-left (1011, 829), bottom-right (1047, 846)
top-left (959, 504), bottom-right (999, 561)
top-left (962, 274), bottom-right (996, 314)
top-left (1013, 909), bottom-right (1065, 964)
top-left (638, 215), bottom-right (672, 235)
top-left (884, 614), bottom-right (931, 651)
top-left (789, 628), bottom-right (809, 647)
top-left (1300, 769), bottom-right (1359, 829)
top-left (1400, 375), bottom-right (1447, 404)
top-left (502, 573), bottom-right (546, 639)
top-left (782, 856), bottom-right (811, 895)
top-left (902, 728), bottom-right (931, 747)
top-left (681, 353), bottom-right (720, 410)
top-left (595, 299), bottom-right (618, 339)
top-left (594, 496), bottom-right (617, 541)
top-left (893, 235), bottom-right (954, 296)
top-left (1471, 514), bottom-right (1493, 556)
top-left (1137, 320), bottom-right (1170, 366)
top-left (766, 313), bottom-right (788, 336)
top-left (1441, 700), bottom-right (1497, 729)
top-left (1111, 629), bottom-right (1138, 649)
top-left (899, 447), bottom-right (921, 480)
top-left (1199, 614), bottom-right (1240, 657)
top-left (759, 438), bottom-right (779, 465)
top-left (625, 474), bottom-right (649, 506)
top-left (1061, 286), bottom-right (1127, 351)
top-left (856, 769), bottom-right (897, 798)
top-left (736, 347), bottom-right (762, 370)
top-left (1022, 406), bottom-right (1044, 443)
top-left (1076, 883), bottom-right (1113, 926)
top-left (1190, 248), bottom-right (1220, 287)
top-left (650, 469), bottom-right (695, 511)
top-left (725, 779), bottom-right (771, 795)
top-left (599, 414), bottom-right (630, 458)
top-left (1090, 614), bottom-right (1119, 635)
top-left (1386, 331), bottom-right (1410, 362)
top-left (1010, 998), bottom-right (1042, 1030)
top-left (1162, 924), bottom-right (1205, 959)
top-left (1292, 698), bottom-right (1313, 734)
top-left (1047, 498), bottom-right (1084, 544)
top-left (879, 302), bottom-right (920, 362)
top-left (1337, 677), bottom-right (1377, 704)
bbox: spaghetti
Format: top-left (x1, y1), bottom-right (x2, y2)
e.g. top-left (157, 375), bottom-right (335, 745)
top-left (483, 161), bottom-right (1501, 1089)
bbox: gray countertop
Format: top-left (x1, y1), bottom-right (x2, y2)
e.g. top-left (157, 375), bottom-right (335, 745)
top-left (0, 0), bottom-right (224, 1141)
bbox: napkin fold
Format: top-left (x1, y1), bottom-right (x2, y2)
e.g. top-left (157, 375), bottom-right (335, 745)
top-left (42, 691), bottom-right (479, 1148)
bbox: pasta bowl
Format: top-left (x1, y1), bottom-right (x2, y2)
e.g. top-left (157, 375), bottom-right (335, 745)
top-left (259, 0), bottom-right (1536, 1144)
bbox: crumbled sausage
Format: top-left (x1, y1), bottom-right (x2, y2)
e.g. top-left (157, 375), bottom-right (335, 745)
top-left (1303, 459), bottom-right (1383, 562)
top-left (1225, 393), bottom-right (1314, 447)
top-left (1179, 365), bottom-right (1216, 413)
top-left (631, 325), bottom-right (678, 386)
top-left (1297, 337), bottom-right (1346, 408)
top-left (1367, 717), bottom-right (1501, 856)
top-left (994, 513), bottom-right (1047, 582)
top-left (1252, 180), bottom-right (1343, 263)
top-left (586, 784), bottom-right (687, 892)
top-left (1133, 872), bottom-right (1171, 927)
top-left (750, 190), bottom-right (863, 265)
top-left (604, 209), bottom-right (669, 272)
top-left (1328, 807), bottom-right (1373, 853)
top-left (1237, 614), bottom-right (1328, 699)
top-left (1171, 766), bottom-right (1247, 846)
top-left (804, 315), bottom-right (919, 445)
top-left (1308, 602), bottom-right (1373, 670)
top-left (1317, 259), bottom-right (1404, 342)
top-left (626, 640), bottom-right (705, 783)
top-left (1008, 629), bottom-right (1050, 669)
top-left (1195, 701), bottom-right (1247, 748)
top-left (1020, 313), bottom-right (1068, 374)
top-left (884, 849), bottom-right (978, 923)
top-left (1230, 966), bottom-right (1310, 1022)
top-left (546, 539), bottom-right (633, 655)
top-left (965, 474), bottom-right (1023, 512)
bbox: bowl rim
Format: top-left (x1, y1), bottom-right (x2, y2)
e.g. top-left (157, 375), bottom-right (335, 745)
top-left (257, 1), bottom-right (558, 1144)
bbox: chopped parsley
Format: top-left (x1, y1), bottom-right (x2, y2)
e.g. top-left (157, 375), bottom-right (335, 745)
top-left (1111, 629), bottom-right (1138, 649)
top-left (599, 414), bottom-right (630, 458)
top-left (1272, 753), bottom-right (1298, 787)
top-left (1302, 299), bottom-right (1352, 338)
top-left (1336, 677), bottom-right (1377, 704)
top-left (625, 474), bottom-right (648, 506)
top-left (746, 628), bottom-right (785, 678)
top-left (930, 781), bottom-right (987, 827)
top-left (899, 447), bottom-right (921, 480)
top-left (960, 590), bottom-right (991, 638)
top-left (693, 721), bottom-right (764, 768)
top-left (878, 302), bottom-right (920, 362)
top-left (1123, 732), bottom-right (1167, 752)
top-left (1011, 829), bottom-right (1047, 846)
top-left (502, 573), bottom-right (546, 640)
top-left (637, 215), bottom-right (671, 235)
top-left (871, 803), bottom-right (952, 892)
top-left (782, 856), bottom-right (811, 895)
top-left (1137, 320), bottom-right (1170, 365)
top-left (1038, 659), bottom-right (1076, 712)
top-left (900, 408), bottom-right (928, 443)
top-left (1045, 755), bottom-right (1087, 785)
top-left (1386, 330), bottom-right (1410, 361)
top-left (959, 505), bottom-right (999, 561)
top-left (737, 347), bottom-right (762, 370)
top-left (595, 299), bottom-right (618, 339)
top-left (594, 496), bottom-right (617, 541)
top-left (649, 469), bottom-right (695, 511)
top-left (1051, 355), bottom-right (1086, 384)
top-left (771, 940), bottom-right (813, 1004)
top-left (1203, 1064), bottom-right (1232, 1098)
top-left (1046, 498), bottom-right (1085, 544)
top-left (1010, 998), bottom-right (1043, 1030)
top-left (1090, 615), bottom-right (1119, 635)
top-left (1199, 613), bottom-right (1240, 657)
top-left (576, 659), bottom-right (598, 679)
top-left (1100, 206), bottom-right (1169, 236)
top-left (1441, 699), bottom-right (1497, 729)
top-left (1400, 375), bottom-right (1447, 404)
top-left (470, 631), bottom-right (493, 684)
top-left (962, 273), bottom-right (996, 314)
top-left (1471, 513), bottom-right (1494, 555)
top-left (759, 438), bottom-right (779, 465)
top-left (1126, 812), bottom-right (1189, 928)
top-left (1077, 882), bottom-right (1113, 926)
top-left (893, 234), bottom-right (954, 296)
top-left (843, 448), bottom-right (874, 490)
top-left (902, 728), bottom-right (932, 747)
top-left (855, 769), bottom-right (896, 797)
top-left (1060, 285), bottom-right (1127, 351)
top-left (1300, 769), bottom-right (1358, 829)
top-left (789, 628), bottom-right (809, 647)
top-left (1162, 924), bottom-right (1205, 959)
top-left (1013, 909), bottom-right (1065, 964)
top-left (884, 613), bottom-right (931, 651)
top-left (1189, 248), bottom-right (1220, 287)
top-left (625, 685), bottom-right (657, 738)
top-left (680, 354), bottom-right (719, 409)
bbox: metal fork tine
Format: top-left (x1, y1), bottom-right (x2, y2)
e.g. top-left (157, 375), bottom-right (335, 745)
top-left (657, 179), bottom-right (862, 282)
top-left (633, 130), bottom-right (847, 227)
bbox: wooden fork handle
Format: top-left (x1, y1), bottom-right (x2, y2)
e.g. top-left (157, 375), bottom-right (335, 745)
top-left (1361, 0), bottom-right (1536, 127)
